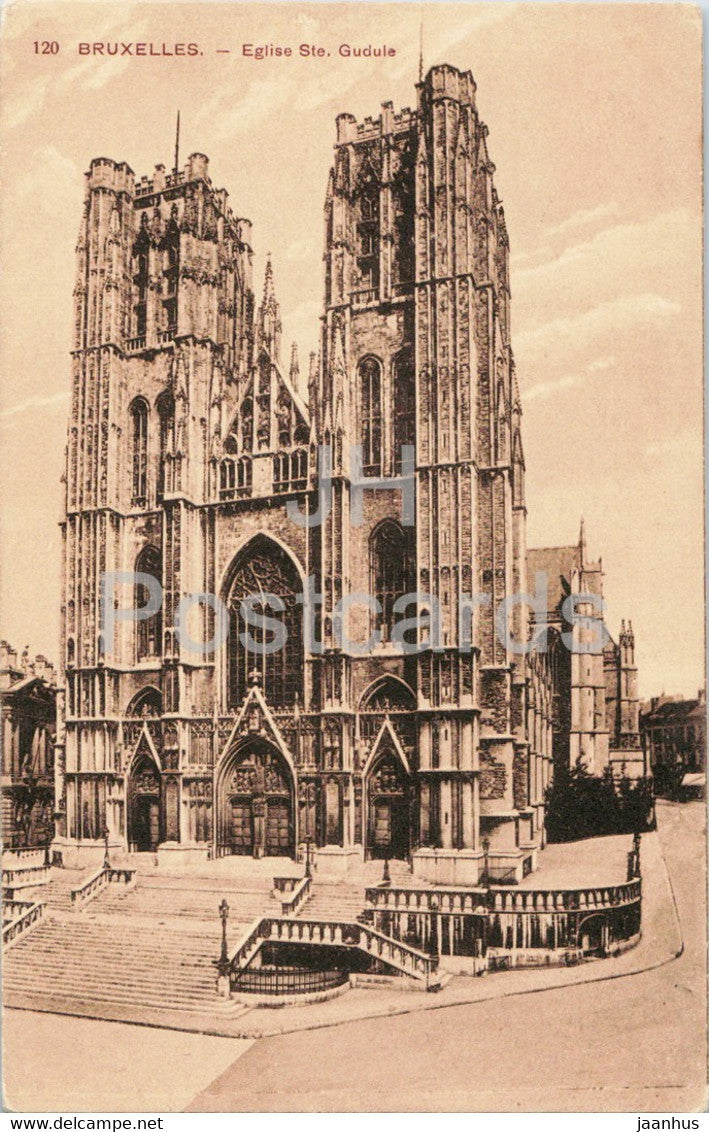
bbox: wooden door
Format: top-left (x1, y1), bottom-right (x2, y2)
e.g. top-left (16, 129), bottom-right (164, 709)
top-left (134, 795), bottom-right (159, 852)
top-left (266, 799), bottom-right (291, 855)
top-left (229, 797), bottom-right (253, 855)
top-left (372, 799), bottom-right (392, 857)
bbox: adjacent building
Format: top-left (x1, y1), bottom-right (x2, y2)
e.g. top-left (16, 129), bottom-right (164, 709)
top-left (641, 692), bottom-right (706, 794)
top-left (529, 524), bottom-right (645, 780)
top-left (0, 641), bottom-right (57, 847)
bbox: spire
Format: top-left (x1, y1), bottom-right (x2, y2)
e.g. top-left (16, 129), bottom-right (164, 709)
top-left (257, 255), bottom-right (282, 362)
top-left (289, 342), bottom-right (300, 390)
top-left (418, 19), bottom-right (424, 82)
top-left (173, 110), bottom-right (181, 176)
top-left (263, 254), bottom-right (275, 305)
top-left (578, 516), bottom-right (586, 564)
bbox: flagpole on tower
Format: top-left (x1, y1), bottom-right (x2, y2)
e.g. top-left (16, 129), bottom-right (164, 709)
top-left (174, 110), bottom-right (181, 177)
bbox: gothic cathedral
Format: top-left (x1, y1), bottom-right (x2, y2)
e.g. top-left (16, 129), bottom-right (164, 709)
top-left (56, 64), bottom-right (641, 882)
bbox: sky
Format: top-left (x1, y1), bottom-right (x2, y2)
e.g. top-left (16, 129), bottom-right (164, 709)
top-left (0, 1), bottom-right (703, 699)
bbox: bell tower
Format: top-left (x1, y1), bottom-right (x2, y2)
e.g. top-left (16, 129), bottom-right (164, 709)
top-left (317, 64), bottom-right (543, 882)
top-left (57, 148), bottom-right (255, 864)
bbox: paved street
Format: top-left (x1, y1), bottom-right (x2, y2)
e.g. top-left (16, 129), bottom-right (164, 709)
top-left (2, 1012), bottom-right (252, 1112)
top-left (187, 801), bottom-right (706, 1112)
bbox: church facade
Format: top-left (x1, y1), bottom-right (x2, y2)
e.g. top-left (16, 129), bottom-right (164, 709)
top-left (54, 64), bottom-right (639, 882)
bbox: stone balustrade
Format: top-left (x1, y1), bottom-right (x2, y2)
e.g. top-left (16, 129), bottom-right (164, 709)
top-left (2, 846), bottom-right (48, 864)
top-left (2, 864), bottom-right (52, 890)
top-left (273, 876), bottom-right (299, 895)
top-left (226, 912), bottom-right (438, 990)
top-left (279, 875), bottom-right (312, 916)
top-left (70, 866), bottom-right (136, 909)
top-left (2, 901), bottom-right (44, 949)
top-left (366, 878), bottom-right (642, 916)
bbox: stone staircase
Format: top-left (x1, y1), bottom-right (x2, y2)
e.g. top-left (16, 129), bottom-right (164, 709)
top-left (2, 865), bottom-right (287, 1019)
top-left (300, 859), bottom-right (419, 920)
top-left (2, 856), bottom-right (441, 1020)
top-left (90, 873), bottom-right (279, 928)
top-left (18, 868), bottom-right (93, 913)
top-left (2, 917), bottom-right (235, 1015)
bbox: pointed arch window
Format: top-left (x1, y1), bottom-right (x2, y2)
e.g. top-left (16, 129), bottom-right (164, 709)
top-left (162, 210), bottom-right (180, 334)
top-left (371, 520), bottom-right (410, 642)
top-left (220, 459), bottom-right (236, 500)
top-left (130, 398), bottom-right (149, 507)
top-left (393, 350), bottom-right (415, 473)
top-left (156, 392), bottom-right (174, 500)
top-left (273, 453), bottom-right (289, 493)
top-left (512, 432), bottom-right (525, 506)
top-left (226, 537), bottom-right (303, 709)
top-left (290, 449), bottom-right (307, 490)
top-left (220, 456), bottom-right (252, 500)
top-left (135, 545), bottom-right (162, 661)
top-left (357, 186), bottom-right (379, 289)
top-left (359, 357), bottom-right (382, 476)
top-left (133, 218), bottom-right (149, 339)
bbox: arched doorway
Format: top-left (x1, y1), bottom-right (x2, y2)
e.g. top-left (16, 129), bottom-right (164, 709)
top-left (218, 740), bottom-right (295, 858)
top-left (366, 749), bottom-right (411, 860)
top-left (577, 912), bottom-right (608, 957)
top-left (127, 747), bottom-right (161, 852)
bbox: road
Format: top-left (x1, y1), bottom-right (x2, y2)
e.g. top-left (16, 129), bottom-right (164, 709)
top-left (187, 800), bottom-right (707, 1112)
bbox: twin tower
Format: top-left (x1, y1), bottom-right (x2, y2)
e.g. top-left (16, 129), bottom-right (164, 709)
top-left (55, 64), bottom-right (640, 880)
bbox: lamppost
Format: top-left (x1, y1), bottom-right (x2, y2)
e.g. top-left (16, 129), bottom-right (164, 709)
top-left (218, 898), bottom-right (230, 976)
top-left (304, 835), bottom-right (313, 879)
top-left (632, 831), bottom-right (641, 878)
top-left (482, 835), bottom-right (491, 887)
top-left (429, 894), bottom-right (440, 966)
top-left (103, 826), bottom-right (110, 870)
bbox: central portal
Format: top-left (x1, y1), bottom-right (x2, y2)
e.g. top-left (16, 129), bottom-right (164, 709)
top-left (218, 740), bottom-right (295, 858)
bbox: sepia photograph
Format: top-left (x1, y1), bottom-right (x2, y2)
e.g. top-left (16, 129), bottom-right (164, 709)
top-left (0, 0), bottom-right (705, 1116)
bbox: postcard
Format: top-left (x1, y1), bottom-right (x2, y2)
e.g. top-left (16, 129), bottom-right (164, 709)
top-left (0, 0), bottom-right (705, 1116)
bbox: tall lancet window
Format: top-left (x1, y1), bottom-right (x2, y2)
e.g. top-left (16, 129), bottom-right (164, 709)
top-left (226, 536), bottom-right (303, 709)
top-left (357, 186), bottom-right (379, 290)
top-left (135, 545), bottom-right (162, 661)
top-left (156, 392), bottom-right (174, 500)
top-left (133, 216), bottom-right (149, 339)
top-left (393, 350), bottom-right (415, 473)
top-left (371, 520), bottom-right (410, 643)
top-left (359, 357), bottom-right (382, 476)
top-left (162, 208), bottom-right (180, 334)
top-left (130, 397), bottom-right (149, 507)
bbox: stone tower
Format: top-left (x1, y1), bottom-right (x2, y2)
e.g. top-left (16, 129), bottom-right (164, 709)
top-left (318, 64), bottom-right (548, 883)
top-left (57, 151), bottom-right (255, 862)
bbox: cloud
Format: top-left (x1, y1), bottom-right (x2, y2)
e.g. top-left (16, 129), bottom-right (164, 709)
top-left (524, 356), bottom-right (616, 402)
top-left (516, 293), bottom-right (680, 354)
top-left (0, 391), bottom-right (70, 429)
top-left (545, 202), bottom-right (621, 239)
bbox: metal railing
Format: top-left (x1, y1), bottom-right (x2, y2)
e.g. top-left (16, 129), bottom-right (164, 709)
top-left (232, 965), bottom-right (347, 996)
